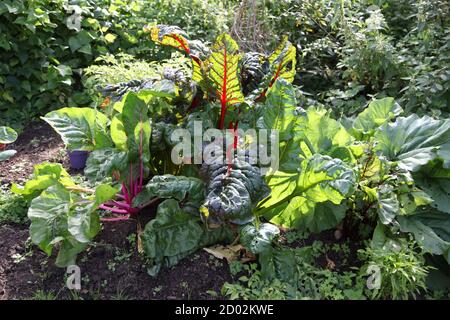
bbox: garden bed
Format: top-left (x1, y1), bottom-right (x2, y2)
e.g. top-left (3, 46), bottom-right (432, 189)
top-left (0, 122), bottom-right (364, 300)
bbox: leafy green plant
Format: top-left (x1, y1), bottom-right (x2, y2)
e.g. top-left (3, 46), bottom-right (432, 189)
top-left (359, 232), bottom-right (430, 300)
top-left (16, 28), bottom-right (299, 271)
top-left (0, 126), bottom-right (18, 161)
top-left (0, 185), bottom-right (28, 224)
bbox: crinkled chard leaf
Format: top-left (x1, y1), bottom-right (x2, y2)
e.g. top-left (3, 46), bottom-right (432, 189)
top-left (132, 174), bottom-right (205, 215)
top-left (200, 159), bottom-right (271, 224)
top-left (84, 148), bottom-right (128, 182)
top-left (101, 78), bottom-right (177, 102)
top-left (240, 51), bottom-right (268, 95)
top-left (141, 199), bottom-right (233, 276)
top-left (240, 223), bottom-right (280, 254)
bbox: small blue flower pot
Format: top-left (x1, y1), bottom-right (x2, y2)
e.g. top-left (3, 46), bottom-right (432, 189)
top-left (68, 150), bottom-right (89, 169)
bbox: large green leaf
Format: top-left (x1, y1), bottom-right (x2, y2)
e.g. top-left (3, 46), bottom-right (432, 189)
top-left (0, 150), bottom-right (16, 162)
top-left (259, 155), bottom-right (355, 232)
top-left (0, 126), bottom-right (18, 144)
top-left (397, 209), bottom-right (450, 264)
top-left (257, 79), bottom-right (297, 141)
top-left (295, 107), bottom-right (353, 157)
top-left (12, 162), bottom-right (75, 198)
top-left (41, 107), bottom-right (111, 151)
top-left (413, 162), bottom-right (450, 214)
top-left (374, 115), bottom-right (450, 172)
top-left (141, 199), bottom-right (234, 276)
top-left (377, 185), bottom-right (399, 225)
top-left (132, 175), bottom-right (205, 214)
top-left (28, 184), bottom-right (82, 267)
top-left (28, 182), bottom-right (115, 267)
top-left (142, 199), bottom-right (203, 259)
top-left (110, 92), bottom-right (152, 171)
top-left (206, 34), bottom-right (244, 129)
top-left (351, 97), bottom-right (403, 139)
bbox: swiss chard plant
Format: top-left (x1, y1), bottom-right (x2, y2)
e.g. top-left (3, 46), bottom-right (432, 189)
top-left (15, 25), bottom-right (298, 270)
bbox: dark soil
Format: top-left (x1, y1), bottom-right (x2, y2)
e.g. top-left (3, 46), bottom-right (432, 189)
top-left (0, 120), bottom-right (363, 300)
top-left (0, 221), bottom-right (232, 300)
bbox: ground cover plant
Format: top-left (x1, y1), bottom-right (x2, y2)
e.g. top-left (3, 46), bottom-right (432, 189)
top-left (0, 0), bottom-right (449, 301)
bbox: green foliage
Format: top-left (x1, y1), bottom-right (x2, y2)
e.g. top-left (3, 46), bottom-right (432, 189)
top-left (359, 236), bottom-right (429, 300)
top-left (200, 158), bottom-right (271, 224)
top-left (11, 163), bottom-right (75, 199)
top-left (28, 182), bottom-right (116, 267)
top-left (0, 186), bottom-right (29, 224)
top-left (260, 0), bottom-right (449, 118)
top-left (259, 154), bottom-right (355, 232)
top-left (223, 248), bottom-right (366, 300)
top-left (142, 198), bottom-right (234, 276)
top-left (132, 175), bottom-right (205, 215)
top-left (0, 0), bottom-right (237, 130)
top-left (240, 223), bottom-right (280, 254)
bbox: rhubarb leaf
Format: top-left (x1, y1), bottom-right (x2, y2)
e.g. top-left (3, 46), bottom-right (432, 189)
top-left (413, 162), bottom-right (450, 214)
top-left (259, 155), bottom-right (355, 232)
top-left (397, 209), bottom-right (450, 264)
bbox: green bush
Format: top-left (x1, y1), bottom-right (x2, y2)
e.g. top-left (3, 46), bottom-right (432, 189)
top-left (0, 186), bottom-right (29, 224)
top-left (0, 0), bottom-right (120, 129)
top-left (260, 0), bottom-right (449, 118)
top-left (0, 0), bottom-right (237, 130)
